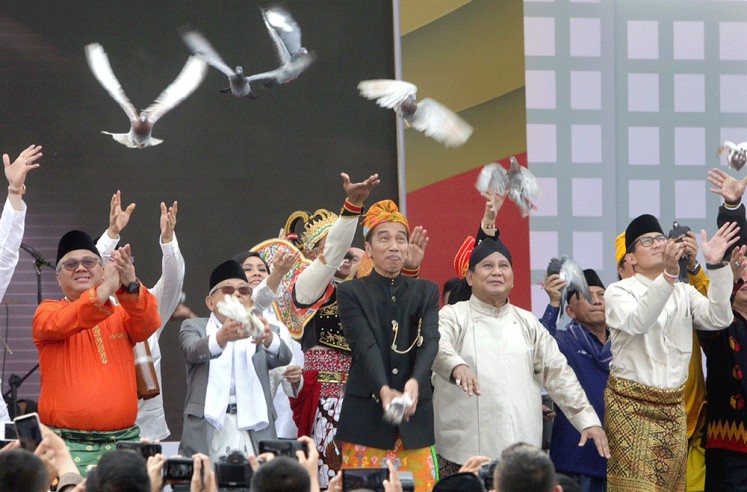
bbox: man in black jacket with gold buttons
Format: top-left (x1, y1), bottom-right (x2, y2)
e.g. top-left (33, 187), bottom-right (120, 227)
top-left (336, 199), bottom-right (440, 491)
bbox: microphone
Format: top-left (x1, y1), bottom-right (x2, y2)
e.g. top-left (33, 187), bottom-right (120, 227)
top-left (20, 242), bottom-right (56, 270)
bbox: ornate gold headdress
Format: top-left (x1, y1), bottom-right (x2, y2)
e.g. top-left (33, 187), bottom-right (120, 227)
top-left (284, 209), bottom-right (338, 254)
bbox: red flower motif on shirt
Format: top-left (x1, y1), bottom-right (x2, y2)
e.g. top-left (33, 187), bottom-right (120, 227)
top-left (730, 336), bottom-right (741, 352)
top-left (731, 394), bottom-right (745, 410)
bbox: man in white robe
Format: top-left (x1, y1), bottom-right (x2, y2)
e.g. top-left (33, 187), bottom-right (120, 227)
top-left (432, 237), bottom-right (609, 476)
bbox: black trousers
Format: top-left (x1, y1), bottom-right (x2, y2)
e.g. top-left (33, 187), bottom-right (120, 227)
top-left (705, 448), bottom-right (747, 492)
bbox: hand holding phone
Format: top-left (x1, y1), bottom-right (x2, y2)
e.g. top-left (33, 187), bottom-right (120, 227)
top-left (14, 413), bottom-right (42, 451)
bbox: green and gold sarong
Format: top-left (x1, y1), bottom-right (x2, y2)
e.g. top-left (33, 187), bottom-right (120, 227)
top-left (48, 425), bottom-right (140, 476)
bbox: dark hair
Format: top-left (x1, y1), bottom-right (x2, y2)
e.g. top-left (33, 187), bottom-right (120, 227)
top-left (442, 277), bottom-right (461, 303)
top-left (496, 443), bottom-right (556, 492)
top-left (250, 456), bottom-right (310, 492)
top-left (232, 251), bottom-right (270, 272)
top-left (0, 449), bottom-right (49, 492)
top-left (86, 449), bottom-right (149, 492)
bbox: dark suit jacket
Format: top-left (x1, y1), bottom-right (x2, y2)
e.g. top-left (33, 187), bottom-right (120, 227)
top-left (178, 317), bottom-right (292, 457)
top-left (336, 270), bottom-right (440, 450)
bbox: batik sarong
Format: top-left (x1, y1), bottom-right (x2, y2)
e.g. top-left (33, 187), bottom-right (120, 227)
top-left (341, 436), bottom-right (438, 492)
top-left (605, 375), bottom-right (687, 492)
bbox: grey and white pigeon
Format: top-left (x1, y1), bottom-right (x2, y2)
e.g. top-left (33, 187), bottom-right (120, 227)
top-left (474, 157), bottom-right (540, 217)
top-left (248, 5), bottom-right (314, 86)
top-left (506, 157), bottom-right (540, 217)
top-left (546, 255), bottom-right (592, 319)
top-left (85, 43), bottom-right (207, 148)
top-left (357, 79), bottom-right (473, 148)
top-left (180, 28), bottom-right (259, 98)
top-left (718, 140), bottom-right (747, 171)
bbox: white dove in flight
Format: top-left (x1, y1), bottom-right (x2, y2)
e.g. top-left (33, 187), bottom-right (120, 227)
top-left (248, 5), bottom-right (314, 87)
top-left (85, 43), bottom-right (207, 149)
top-left (357, 79), bottom-right (473, 148)
top-left (718, 140), bottom-right (747, 171)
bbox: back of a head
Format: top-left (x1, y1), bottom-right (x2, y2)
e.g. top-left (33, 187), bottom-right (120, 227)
top-left (86, 449), bottom-right (149, 492)
top-left (250, 456), bottom-right (310, 492)
top-left (496, 443), bottom-right (556, 492)
top-left (0, 448), bottom-right (49, 492)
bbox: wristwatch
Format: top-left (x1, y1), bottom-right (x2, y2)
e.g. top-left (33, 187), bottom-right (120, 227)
top-left (123, 280), bottom-right (140, 294)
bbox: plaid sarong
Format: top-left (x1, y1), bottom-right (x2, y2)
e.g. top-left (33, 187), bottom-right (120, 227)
top-left (48, 425), bottom-right (140, 476)
top-left (605, 375), bottom-right (687, 491)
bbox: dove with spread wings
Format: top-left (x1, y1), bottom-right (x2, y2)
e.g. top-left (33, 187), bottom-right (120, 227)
top-left (475, 156), bottom-right (540, 217)
top-left (85, 43), bottom-right (207, 148)
top-left (357, 79), bottom-right (473, 148)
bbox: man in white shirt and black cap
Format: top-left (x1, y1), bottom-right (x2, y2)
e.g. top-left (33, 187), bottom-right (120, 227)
top-left (604, 213), bottom-right (739, 491)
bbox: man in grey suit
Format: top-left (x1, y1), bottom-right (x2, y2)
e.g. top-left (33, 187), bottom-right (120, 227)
top-left (178, 260), bottom-right (292, 463)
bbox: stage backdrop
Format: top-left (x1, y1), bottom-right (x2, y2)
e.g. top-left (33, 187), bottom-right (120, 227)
top-left (0, 0), bottom-right (398, 438)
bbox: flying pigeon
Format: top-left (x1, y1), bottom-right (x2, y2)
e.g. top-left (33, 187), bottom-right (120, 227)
top-left (506, 157), bottom-right (540, 217)
top-left (474, 157), bottom-right (540, 217)
top-left (216, 294), bottom-right (264, 339)
top-left (85, 43), bottom-right (207, 149)
top-left (357, 79), bottom-right (473, 148)
top-left (248, 5), bottom-right (314, 87)
top-left (475, 163), bottom-right (509, 196)
top-left (180, 28), bottom-right (259, 98)
top-left (546, 256), bottom-right (592, 319)
top-left (718, 140), bottom-right (747, 171)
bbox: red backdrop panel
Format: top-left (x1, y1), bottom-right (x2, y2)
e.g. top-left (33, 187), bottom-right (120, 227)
top-left (406, 153), bottom-right (531, 310)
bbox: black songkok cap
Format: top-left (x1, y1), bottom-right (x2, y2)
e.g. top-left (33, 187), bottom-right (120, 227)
top-left (209, 260), bottom-right (247, 291)
top-left (468, 237), bottom-right (512, 269)
top-left (566, 269), bottom-right (606, 303)
top-left (56, 230), bottom-right (100, 264)
top-left (625, 214), bottom-right (663, 251)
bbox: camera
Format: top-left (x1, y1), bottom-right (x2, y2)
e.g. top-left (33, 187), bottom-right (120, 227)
top-left (258, 438), bottom-right (306, 459)
top-left (342, 469), bottom-right (415, 492)
top-left (215, 450), bottom-right (253, 490)
top-left (478, 459), bottom-right (500, 491)
top-left (163, 456), bottom-right (194, 485)
top-left (116, 441), bottom-right (162, 460)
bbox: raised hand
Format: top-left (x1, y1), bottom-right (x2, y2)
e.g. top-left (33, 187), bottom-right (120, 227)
top-left (730, 244), bottom-right (747, 280)
top-left (160, 201), bottom-right (178, 243)
top-left (662, 239), bottom-right (686, 277)
top-left (481, 191), bottom-right (506, 226)
top-left (341, 172), bottom-right (380, 204)
top-left (111, 243), bottom-right (137, 285)
top-left (108, 190), bottom-right (136, 238)
top-left (701, 221), bottom-right (741, 265)
top-left (708, 167), bottom-right (747, 204)
top-left (271, 249), bottom-right (300, 278)
top-left (542, 274), bottom-right (567, 308)
top-left (404, 225), bottom-right (429, 270)
top-left (3, 144), bottom-right (42, 191)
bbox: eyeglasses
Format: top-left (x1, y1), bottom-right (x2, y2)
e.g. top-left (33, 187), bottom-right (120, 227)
top-left (635, 235), bottom-right (668, 247)
top-left (209, 284), bottom-right (252, 297)
top-left (57, 257), bottom-right (100, 272)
